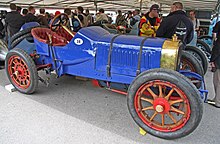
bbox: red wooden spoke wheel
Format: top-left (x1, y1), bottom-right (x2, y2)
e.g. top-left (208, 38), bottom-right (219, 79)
top-left (134, 80), bottom-right (190, 132)
top-left (180, 51), bottom-right (204, 76)
top-left (127, 69), bottom-right (203, 139)
top-left (180, 51), bottom-right (204, 88)
top-left (5, 48), bottom-right (38, 94)
top-left (181, 58), bottom-right (196, 72)
top-left (8, 55), bottom-right (31, 89)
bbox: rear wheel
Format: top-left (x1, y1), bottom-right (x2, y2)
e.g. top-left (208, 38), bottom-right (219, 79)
top-left (185, 46), bottom-right (208, 74)
top-left (198, 35), bottom-right (212, 48)
top-left (196, 39), bottom-right (211, 60)
top-left (10, 33), bottom-right (32, 49)
top-left (5, 48), bottom-right (38, 94)
top-left (127, 68), bottom-right (203, 139)
top-left (180, 51), bottom-right (204, 76)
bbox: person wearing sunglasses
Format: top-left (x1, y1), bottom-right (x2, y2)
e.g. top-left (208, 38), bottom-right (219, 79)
top-left (139, 4), bottom-right (161, 37)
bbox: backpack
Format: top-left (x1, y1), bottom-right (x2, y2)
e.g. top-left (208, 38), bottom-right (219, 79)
top-left (174, 20), bottom-right (187, 44)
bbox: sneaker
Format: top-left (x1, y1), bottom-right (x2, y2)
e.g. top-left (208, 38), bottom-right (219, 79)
top-left (208, 102), bottom-right (220, 108)
top-left (207, 99), bottom-right (215, 104)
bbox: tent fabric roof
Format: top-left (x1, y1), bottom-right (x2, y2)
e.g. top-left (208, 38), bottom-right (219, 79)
top-left (0, 0), bottom-right (218, 12)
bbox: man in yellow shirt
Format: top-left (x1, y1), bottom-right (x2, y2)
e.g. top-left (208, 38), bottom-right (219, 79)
top-left (139, 4), bottom-right (160, 37)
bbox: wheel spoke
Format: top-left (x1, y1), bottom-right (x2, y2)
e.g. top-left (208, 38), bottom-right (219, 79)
top-left (167, 112), bottom-right (177, 123)
top-left (170, 106), bottom-right (185, 115)
top-left (150, 111), bottom-right (158, 121)
top-left (140, 97), bottom-right (153, 104)
top-left (159, 85), bottom-right (163, 98)
top-left (161, 114), bottom-right (165, 126)
top-left (147, 87), bottom-right (158, 99)
top-left (165, 88), bottom-right (174, 100)
top-left (142, 106), bottom-right (154, 111)
top-left (169, 99), bottom-right (184, 105)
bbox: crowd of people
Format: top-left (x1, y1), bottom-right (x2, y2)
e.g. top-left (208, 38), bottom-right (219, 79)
top-left (0, 3), bottom-right (116, 40)
top-left (0, 2), bottom-right (202, 45)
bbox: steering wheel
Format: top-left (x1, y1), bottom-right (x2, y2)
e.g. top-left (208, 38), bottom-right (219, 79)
top-left (50, 13), bottom-right (69, 31)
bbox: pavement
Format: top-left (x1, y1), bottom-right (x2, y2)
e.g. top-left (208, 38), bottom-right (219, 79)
top-left (0, 68), bottom-right (219, 144)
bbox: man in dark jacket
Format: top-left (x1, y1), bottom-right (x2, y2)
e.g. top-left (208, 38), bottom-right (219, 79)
top-left (208, 21), bottom-right (220, 108)
top-left (156, 2), bottom-right (193, 46)
top-left (37, 8), bottom-right (48, 27)
top-left (24, 6), bottom-right (38, 23)
top-left (5, 3), bottom-right (25, 37)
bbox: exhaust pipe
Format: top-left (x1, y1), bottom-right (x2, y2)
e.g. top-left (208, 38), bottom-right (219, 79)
top-left (0, 39), bottom-right (8, 69)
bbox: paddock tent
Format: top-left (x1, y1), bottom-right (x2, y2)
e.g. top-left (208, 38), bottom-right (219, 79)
top-left (0, 0), bottom-right (218, 12)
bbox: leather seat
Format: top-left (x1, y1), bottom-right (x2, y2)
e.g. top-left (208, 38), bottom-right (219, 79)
top-left (56, 27), bottom-right (75, 42)
top-left (31, 28), bottom-right (68, 46)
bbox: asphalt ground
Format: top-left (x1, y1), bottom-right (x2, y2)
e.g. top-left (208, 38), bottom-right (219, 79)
top-left (0, 68), bottom-right (219, 144)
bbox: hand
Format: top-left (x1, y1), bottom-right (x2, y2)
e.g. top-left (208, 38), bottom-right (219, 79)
top-left (210, 62), bottom-right (217, 72)
top-left (210, 62), bottom-right (215, 68)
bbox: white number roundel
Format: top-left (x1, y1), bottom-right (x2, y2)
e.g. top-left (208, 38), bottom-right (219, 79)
top-left (74, 38), bottom-right (84, 45)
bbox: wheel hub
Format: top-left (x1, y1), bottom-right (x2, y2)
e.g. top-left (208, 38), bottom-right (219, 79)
top-left (153, 98), bottom-right (170, 114)
top-left (155, 105), bottom-right (164, 113)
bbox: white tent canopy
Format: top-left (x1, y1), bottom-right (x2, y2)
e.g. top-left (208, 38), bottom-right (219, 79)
top-left (0, 0), bottom-right (218, 12)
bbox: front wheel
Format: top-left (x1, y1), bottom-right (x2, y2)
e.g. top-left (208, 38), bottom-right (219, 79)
top-left (127, 68), bottom-right (203, 139)
top-left (5, 48), bottom-right (38, 94)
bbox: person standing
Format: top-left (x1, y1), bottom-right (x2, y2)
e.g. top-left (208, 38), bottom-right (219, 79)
top-left (116, 10), bottom-right (125, 26)
top-left (24, 6), bottom-right (38, 23)
top-left (77, 6), bottom-right (88, 27)
top-left (139, 4), bottom-right (161, 37)
top-left (85, 9), bottom-right (94, 25)
top-left (133, 9), bottom-right (141, 22)
top-left (22, 8), bottom-right (28, 16)
top-left (16, 6), bottom-right (22, 14)
top-left (95, 8), bottom-right (108, 23)
top-left (188, 10), bottom-right (200, 46)
top-left (156, 2), bottom-right (194, 46)
top-left (207, 21), bottom-right (220, 108)
top-left (37, 8), bottom-right (48, 27)
top-left (5, 3), bottom-right (24, 37)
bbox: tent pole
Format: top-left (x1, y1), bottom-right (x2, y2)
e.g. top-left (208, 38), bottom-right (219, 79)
top-left (94, 0), bottom-right (98, 12)
top-left (140, 0), bottom-right (143, 11)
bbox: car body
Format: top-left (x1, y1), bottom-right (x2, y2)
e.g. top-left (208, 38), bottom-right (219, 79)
top-left (32, 26), bottom-right (180, 84)
top-left (5, 15), bottom-right (206, 140)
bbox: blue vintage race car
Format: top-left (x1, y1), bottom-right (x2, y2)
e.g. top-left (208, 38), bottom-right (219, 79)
top-left (5, 14), bottom-right (205, 140)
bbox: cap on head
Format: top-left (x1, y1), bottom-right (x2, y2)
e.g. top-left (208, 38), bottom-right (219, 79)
top-left (55, 11), bottom-right (61, 16)
top-left (150, 4), bottom-right (160, 12)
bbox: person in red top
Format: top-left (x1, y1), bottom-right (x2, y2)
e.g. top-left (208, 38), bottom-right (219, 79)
top-left (139, 4), bottom-right (161, 37)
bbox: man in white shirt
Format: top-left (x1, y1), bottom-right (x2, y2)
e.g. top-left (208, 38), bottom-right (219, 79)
top-left (188, 10), bottom-right (200, 46)
top-left (189, 10), bottom-right (200, 31)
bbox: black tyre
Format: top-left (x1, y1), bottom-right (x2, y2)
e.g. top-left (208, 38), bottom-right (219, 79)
top-left (5, 48), bottom-right (38, 94)
top-left (185, 46), bottom-right (208, 74)
top-left (0, 39), bottom-right (8, 68)
top-left (10, 33), bottom-right (32, 49)
top-left (0, 39), bottom-right (8, 61)
top-left (127, 68), bottom-right (203, 139)
top-left (197, 39), bottom-right (211, 53)
top-left (180, 51), bottom-right (204, 76)
top-left (0, 39), bottom-right (8, 50)
top-left (198, 35), bottom-right (212, 40)
top-left (10, 26), bottom-right (39, 43)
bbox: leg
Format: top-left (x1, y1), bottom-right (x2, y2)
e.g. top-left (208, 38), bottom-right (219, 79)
top-left (213, 69), bottom-right (220, 107)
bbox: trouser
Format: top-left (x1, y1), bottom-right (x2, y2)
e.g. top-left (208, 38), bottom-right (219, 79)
top-left (188, 31), bottom-right (197, 47)
top-left (213, 69), bottom-right (220, 106)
